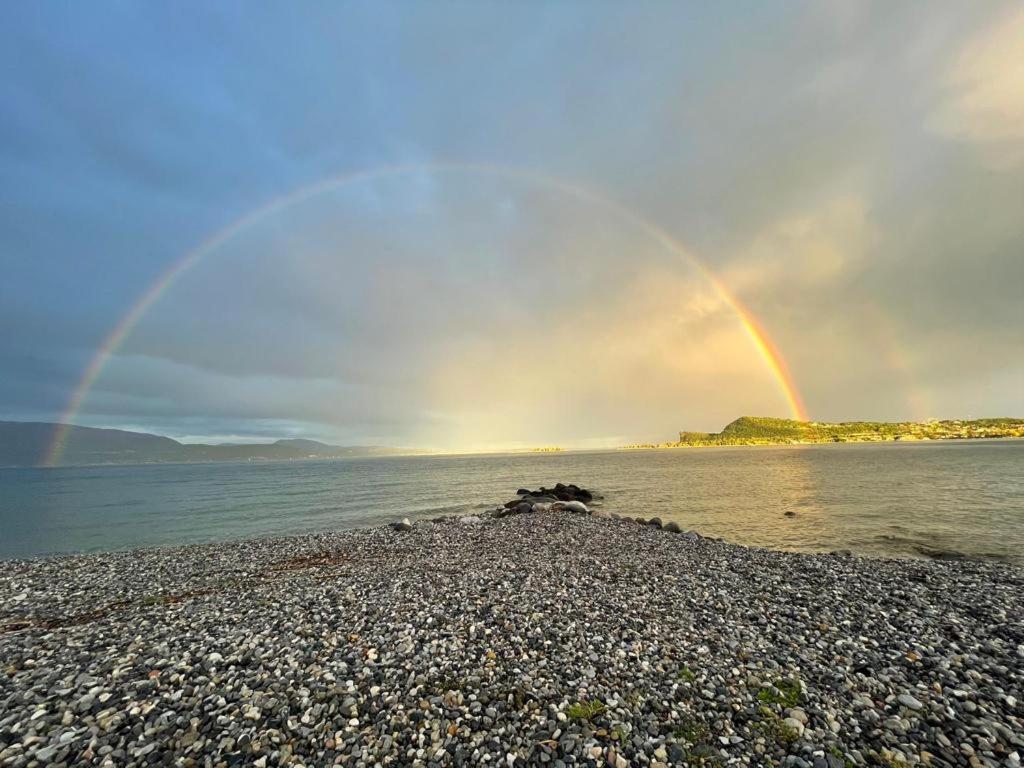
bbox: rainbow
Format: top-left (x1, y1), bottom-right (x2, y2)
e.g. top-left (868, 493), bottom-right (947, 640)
top-left (44, 164), bottom-right (809, 466)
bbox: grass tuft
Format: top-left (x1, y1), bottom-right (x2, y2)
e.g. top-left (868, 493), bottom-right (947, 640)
top-left (756, 677), bottom-right (803, 708)
top-left (565, 700), bottom-right (606, 722)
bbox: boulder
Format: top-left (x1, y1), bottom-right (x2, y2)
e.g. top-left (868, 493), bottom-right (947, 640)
top-left (516, 483), bottom-right (594, 504)
top-left (551, 500), bottom-right (589, 514)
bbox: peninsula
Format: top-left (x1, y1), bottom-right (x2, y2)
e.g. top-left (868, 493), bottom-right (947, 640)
top-left (625, 416), bottom-right (1024, 449)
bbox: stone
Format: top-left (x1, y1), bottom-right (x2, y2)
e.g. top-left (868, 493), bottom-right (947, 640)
top-left (898, 693), bottom-right (923, 710)
top-left (552, 500), bottom-right (589, 514)
top-left (783, 718), bottom-right (805, 737)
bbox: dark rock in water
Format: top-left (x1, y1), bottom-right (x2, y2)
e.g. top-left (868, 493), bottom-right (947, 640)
top-left (523, 494), bottom-right (559, 504)
top-left (647, 517), bottom-right (663, 528)
top-left (915, 545), bottom-right (971, 561)
top-left (663, 521), bottom-right (682, 533)
top-left (516, 483), bottom-right (594, 504)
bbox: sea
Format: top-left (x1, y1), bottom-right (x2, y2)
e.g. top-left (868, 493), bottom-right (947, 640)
top-left (1, 440), bottom-right (1022, 563)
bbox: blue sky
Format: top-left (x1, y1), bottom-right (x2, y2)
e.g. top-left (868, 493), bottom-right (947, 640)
top-left (1, 2), bottom-right (1022, 448)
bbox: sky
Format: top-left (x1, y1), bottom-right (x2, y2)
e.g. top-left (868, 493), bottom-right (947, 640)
top-left (1, 2), bottom-right (1022, 451)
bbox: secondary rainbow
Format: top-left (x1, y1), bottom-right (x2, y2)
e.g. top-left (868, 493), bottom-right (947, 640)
top-left (44, 164), bottom-right (809, 466)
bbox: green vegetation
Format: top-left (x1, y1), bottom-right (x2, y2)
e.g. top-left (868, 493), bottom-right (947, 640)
top-left (673, 716), bottom-right (710, 744)
top-left (565, 700), bottom-right (606, 721)
top-left (829, 746), bottom-right (857, 768)
top-left (756, 677), bottom-right (803, 708)
top-left (625, 416), bottom-right (1024, 449)
top-left (677, 665), bottom-right (696, 683)
top-left (610, 728), bottom-right (629, 748)
top-left (756, 708), bottom-right (800, 746)
top-left (672, 717), bottom-right (721, 765)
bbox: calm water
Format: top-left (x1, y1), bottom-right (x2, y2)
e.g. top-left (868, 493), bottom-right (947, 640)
top-left (1, 440), bottom-right (1022, 563)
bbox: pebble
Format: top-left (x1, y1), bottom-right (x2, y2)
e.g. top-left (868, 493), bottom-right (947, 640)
top-left (0, 505), bottom-right (1020, 767)
top-left (898, 693), bottom-right (924, 710)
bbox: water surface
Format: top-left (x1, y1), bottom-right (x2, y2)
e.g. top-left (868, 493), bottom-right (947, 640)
top-left (1, 440), bottom-right (1021, 562)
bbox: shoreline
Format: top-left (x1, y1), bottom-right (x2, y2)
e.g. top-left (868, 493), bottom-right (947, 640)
top-left (6, 435), bottom-right (1022, 471)
top-left (1, 509), bottom-right (1021, 767)
top-left (2, 503), bottom-right (1018, 567)
top-left (620, 435), bottom-right (1024, 451)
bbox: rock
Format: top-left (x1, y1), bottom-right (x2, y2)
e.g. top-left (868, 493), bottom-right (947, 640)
top-left (551, 500), bottom-right (589, 514)
top-left (787, 708), bottom-right (808, 724)
top-left (647, 517), bottom-right (663, 528)
top-left (663, 521), bottom-right (682, 533)
top-left (783, 717), bottom-right (805, 737)
top-left (516, 483), bottom-right (594, 504)
top-left (898, 693), bottom-right (923, 710)
top-left (458, 516), bottom-right (481, 525)
top-left (390, 518), bottom-right (413, 532)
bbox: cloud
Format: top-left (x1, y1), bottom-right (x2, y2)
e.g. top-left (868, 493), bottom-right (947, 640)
top-left (1, 3), bottom-right (1022, 443)
top-left (424, 267), bottom-right (793, 450)
top-left (722, 197), bottom-right (873, 299)
top-left (930, 5), bottom-right (1024, 167)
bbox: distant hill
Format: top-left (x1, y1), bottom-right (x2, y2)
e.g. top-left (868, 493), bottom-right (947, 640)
top-left (0, 421), bottom-right (424, 467)
top-left (625, 416), bottom-right (1024, 448)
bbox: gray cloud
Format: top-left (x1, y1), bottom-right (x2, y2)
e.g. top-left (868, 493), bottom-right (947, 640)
top-left (0, 1), bottom-right (1021, 446)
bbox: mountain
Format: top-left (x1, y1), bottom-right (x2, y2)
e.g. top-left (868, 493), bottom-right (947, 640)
top-left (625, 416), bottom-right (1024, 448)
top-left (0, 421), bottom-right (424, 467)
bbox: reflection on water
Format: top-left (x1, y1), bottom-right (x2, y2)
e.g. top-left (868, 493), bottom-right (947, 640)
top-left (1, 440), bottom-right (1022, 563)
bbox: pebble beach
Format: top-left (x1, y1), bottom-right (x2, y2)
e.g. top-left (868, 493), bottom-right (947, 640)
top-left (1, 505), bottom-right (1022, 768)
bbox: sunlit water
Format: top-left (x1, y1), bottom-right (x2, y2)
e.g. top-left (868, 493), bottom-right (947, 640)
top-left (1, 440), bottom-right (1021, 563)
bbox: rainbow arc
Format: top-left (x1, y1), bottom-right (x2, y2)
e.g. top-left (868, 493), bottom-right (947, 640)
top-left (45, 164), bottom-right (809, 466)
